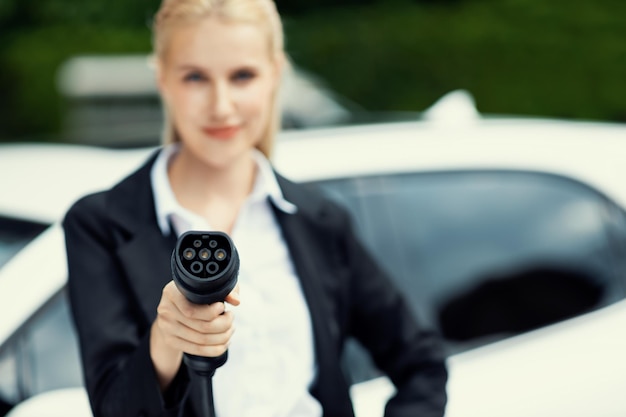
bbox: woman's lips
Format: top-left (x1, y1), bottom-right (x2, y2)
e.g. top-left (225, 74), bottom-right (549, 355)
top-left (203, 125), bottom-right (240, 140)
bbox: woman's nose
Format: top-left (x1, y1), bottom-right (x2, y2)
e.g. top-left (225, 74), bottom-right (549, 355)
top-left (210, 81), bottom-right (235, 121)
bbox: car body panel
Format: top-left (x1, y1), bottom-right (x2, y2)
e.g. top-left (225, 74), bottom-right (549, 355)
top-left (351, 296), bottom-right (626, 417)
top-left (275, 119), bottom-right (626, 209)
top-left (0, 225), bottom-right (66, 348)
top-left (0, 144), bottom-right (152, 224)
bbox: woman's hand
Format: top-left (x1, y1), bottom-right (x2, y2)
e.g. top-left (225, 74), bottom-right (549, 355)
top-left (150, 281), bottom-right (240, 391)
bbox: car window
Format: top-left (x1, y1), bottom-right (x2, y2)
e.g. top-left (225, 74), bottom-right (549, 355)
top-left (0, 290), bottom-right (82, 407)
top-left (0, 216), bottom-right (48, 268)
top-left (314, 170), bottom-right (626, 381)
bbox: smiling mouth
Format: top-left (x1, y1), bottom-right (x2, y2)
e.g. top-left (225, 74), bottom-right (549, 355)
top-left (203, 125), bottom-right (240, 140)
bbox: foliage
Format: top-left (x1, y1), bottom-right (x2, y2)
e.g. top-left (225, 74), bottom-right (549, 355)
top-left (284, 0), bottom-right (626, 120)
top-left (0, 0), bottom-right (159, 28)
top-left (275, 0), bottom-right (379, 15)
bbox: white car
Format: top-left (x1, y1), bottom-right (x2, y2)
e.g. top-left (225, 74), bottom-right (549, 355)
top-left (2, 94), bottom-right (626, 417)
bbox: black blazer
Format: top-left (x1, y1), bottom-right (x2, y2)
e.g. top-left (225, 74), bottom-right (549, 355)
top-left (63, 151), bottom-right (447, 417)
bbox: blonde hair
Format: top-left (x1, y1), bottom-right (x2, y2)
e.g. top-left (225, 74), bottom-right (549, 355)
top-left (152, 0), bottom-right (284, 157)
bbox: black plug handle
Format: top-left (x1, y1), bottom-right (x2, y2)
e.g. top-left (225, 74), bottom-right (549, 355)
top-left (171, 231), bottom-right (239, 417)
top-left (171, 231), bottom-right (239, 305)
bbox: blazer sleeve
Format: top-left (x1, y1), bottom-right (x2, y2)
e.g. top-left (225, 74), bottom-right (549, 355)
top-left (335, 204), bottom-right (448, 417)
top-left (63, 194), bottom-right (189, 417)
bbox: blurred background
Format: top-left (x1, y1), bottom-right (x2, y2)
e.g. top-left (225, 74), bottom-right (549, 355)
top-left (0, 0), bottom-right (624, 146)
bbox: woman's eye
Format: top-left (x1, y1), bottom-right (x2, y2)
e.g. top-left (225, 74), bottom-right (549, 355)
top-left (183, 72), bottom-right (206, 83)
top-left (232, 69), bottom-right (256, 83)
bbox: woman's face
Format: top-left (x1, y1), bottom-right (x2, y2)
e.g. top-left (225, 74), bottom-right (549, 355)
top-left (158, 17), bottom-right (280, 169)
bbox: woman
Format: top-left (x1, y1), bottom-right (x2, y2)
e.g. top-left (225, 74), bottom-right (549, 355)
top-left (63, 0), bottom-right (448, 416)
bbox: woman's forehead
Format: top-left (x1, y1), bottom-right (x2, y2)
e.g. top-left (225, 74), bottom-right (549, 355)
top-left (163, 17), bottom-right (272, 67)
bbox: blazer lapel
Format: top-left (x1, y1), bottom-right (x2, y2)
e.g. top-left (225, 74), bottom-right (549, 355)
top-left (106, 150), bottom-right (178, 321)
top-left (272, 175), bottom-right (336, 347)
top-left (271, 206), bottom-right (341, 399)
top-left (117, 227), bottom-right (177, 321)
top-left (272, 175), bottom-right (353, 414)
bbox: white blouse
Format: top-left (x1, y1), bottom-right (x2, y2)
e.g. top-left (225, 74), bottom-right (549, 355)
top-left (150, 145), bottom-right (322, 417)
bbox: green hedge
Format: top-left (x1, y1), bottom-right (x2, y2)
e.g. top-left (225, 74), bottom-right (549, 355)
top-left (1, 0), bottom-right (624, 142)
top-left (283, 0), bottom-right (626, 120)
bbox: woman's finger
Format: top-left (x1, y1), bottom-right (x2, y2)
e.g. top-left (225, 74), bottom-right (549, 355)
top-left (225, 284), bottom-right (241, 306)
top-left (159, 315), bottom-right (235, 346)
